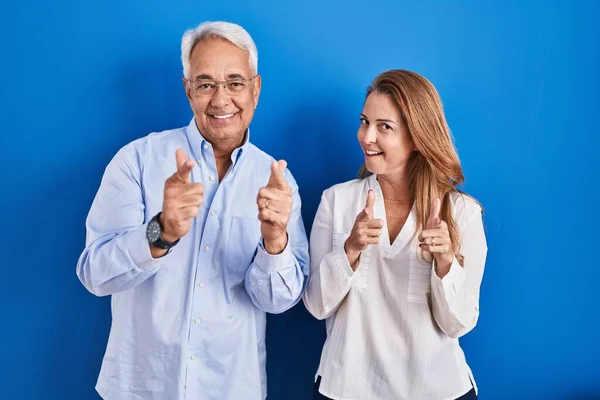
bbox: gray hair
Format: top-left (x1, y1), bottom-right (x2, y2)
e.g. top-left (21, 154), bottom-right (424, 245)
top-left (181, 21), bottom-right (258, 79)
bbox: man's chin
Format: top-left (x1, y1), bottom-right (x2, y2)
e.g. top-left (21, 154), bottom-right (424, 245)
top-left (201, 127), bottom-right (247, 146)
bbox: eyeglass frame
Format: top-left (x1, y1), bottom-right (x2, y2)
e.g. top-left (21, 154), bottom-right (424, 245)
top-left (185, 75), bottom-right (259, 96)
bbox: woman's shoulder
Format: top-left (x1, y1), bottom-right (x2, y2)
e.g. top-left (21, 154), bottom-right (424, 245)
top-left (449, 191), bottom-right (483, 225)
top-left (322, 177), bottom-right (370, 201)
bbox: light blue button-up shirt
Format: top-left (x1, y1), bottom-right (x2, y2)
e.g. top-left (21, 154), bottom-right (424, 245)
top-left (76, 119), bottom-right (309, 400)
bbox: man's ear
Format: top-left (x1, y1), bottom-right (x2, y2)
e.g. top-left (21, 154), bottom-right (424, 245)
top-left (182, 77), bottom-right (192, 101)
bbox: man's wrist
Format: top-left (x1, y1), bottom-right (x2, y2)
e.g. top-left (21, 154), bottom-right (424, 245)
top-left (161, 231), bottom-right (179, 244)
top-left (149, 244), bottom-right (169, 258)
top-left (264, 234), bottom-right (288, 255)
top-left (157, 213), bottom-right (180, 243)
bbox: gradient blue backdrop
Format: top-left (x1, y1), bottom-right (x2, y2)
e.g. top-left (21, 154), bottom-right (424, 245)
top-left (1, 0), bottom-right (598, 399)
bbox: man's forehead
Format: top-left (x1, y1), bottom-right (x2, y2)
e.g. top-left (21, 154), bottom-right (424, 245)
top-left (189, 39), bottom-right (251, 71)
top-left (189, 64), bottom-right (251, 81)
top-left (193, 72), bottom-right (247, 81)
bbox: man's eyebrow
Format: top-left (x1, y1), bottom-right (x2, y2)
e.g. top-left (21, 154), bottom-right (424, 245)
top-left (227, 73), bottom-right (246, 79)
top-left (194, 74), bottom-right (213, 80)
top-left (192, 73), bottom-right (248, 81)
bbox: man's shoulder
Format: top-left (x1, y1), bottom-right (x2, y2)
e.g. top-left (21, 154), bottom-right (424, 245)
top-left (104, 126), bottom-right (188, 175)
top-left (121, 126), bottom-right (188, 155)
top-left (242, 143), bottom-right (285, 176)
top-left (242, 143), bottom-right (301, 188)
top-left (244, 142), bottom-right (277, 166)
top-left (108, 126), bottom-right (187, 168)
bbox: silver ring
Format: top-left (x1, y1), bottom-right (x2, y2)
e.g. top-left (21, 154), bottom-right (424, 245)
top-left (265, 200), bottom-right (269, 208)
top-left (431, 238), bottom-right (436, 246)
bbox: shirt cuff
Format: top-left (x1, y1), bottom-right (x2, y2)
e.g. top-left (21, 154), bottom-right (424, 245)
top-left (254, 239), bottom-right (293, 274)
top-left (344, 247), bottom-right (362, 278)
top-left (432, 257), bottom-right (466, 298)
top-left (332, 246), bottom-right (356, 278)
top-left (126, 224), bottom-right (168, 271)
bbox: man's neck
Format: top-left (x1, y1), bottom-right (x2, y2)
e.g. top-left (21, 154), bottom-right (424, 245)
top-left (205, 132), bottom-right (247, 182)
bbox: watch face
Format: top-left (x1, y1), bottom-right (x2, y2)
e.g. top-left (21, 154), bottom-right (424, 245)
top-left (147, 218), bottom-right (162, 243)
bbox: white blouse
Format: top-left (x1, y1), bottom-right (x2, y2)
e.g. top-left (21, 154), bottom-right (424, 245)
top-left (303, 174), bottom-right (487, 400)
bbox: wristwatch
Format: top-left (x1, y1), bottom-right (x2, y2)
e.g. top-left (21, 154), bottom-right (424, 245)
top-left (146, 212), bottom-right (179, 250)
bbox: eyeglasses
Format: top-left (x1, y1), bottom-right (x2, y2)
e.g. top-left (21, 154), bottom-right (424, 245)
top-left (186, 75), bottom-right (258, 96)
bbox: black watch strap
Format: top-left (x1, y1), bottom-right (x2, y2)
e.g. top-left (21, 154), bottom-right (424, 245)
top-left (147, 212), bottom-right (180, 250)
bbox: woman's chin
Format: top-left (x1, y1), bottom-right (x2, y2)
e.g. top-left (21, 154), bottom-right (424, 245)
top-left (364, 160), bottom-right (383, 175)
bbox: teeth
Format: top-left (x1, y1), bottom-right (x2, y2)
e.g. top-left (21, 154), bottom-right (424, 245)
top-left (366, 150), bottom-right (383, 155)
top-left (212, 113), bottom-right (235, 119)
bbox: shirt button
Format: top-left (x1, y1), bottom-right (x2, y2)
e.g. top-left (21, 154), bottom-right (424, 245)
top-left (194, 318), bottom-right (201, 325)
top-left (196, 159), bottom-right (201, 165)
top-left (204, 246), bottom-right (210, 252)
top-left (203, 144), bottom-right (208, 150)
top-left (210, 211), bottom-right (215, 216)
top-left (190, 355), bottom-right (197, 361)
top-left (198, 282), bottom-right (205, 288)
top-left (209, 175), bottom-right (215, 181)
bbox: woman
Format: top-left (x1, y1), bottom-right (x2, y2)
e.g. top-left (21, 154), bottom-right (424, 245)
top-left (303, 70), bottom-right (487, 400)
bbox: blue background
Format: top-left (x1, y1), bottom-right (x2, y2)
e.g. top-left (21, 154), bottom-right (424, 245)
top-left (1, 0), bottom-right (598, 399)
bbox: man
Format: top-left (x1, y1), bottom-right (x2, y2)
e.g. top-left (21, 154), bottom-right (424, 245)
top-left (77, 21), bottom-right (309, 400)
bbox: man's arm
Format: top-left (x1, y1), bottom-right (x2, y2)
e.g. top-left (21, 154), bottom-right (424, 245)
top-left (76, 147), bottom-right (203, 296)
top-left (76, 146), bottom-right (165, 296)
top-left (244, 163), bottom-right (309, 313)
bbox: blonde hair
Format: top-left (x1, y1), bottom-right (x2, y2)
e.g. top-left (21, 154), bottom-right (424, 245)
top-left (359, 70), bottom-right (475, 265)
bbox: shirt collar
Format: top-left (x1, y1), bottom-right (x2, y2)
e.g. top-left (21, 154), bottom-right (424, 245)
top-left (185, 118), bottom-right (250, 168)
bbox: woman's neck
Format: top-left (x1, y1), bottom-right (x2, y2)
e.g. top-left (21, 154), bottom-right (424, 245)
top-left (377, 173), bottom-right (411, 204)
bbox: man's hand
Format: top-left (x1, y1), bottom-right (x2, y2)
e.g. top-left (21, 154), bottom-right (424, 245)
top-left (257, 160), bottom-right (292, 255)
top-left (160, 149), bottom-right (204, 243)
